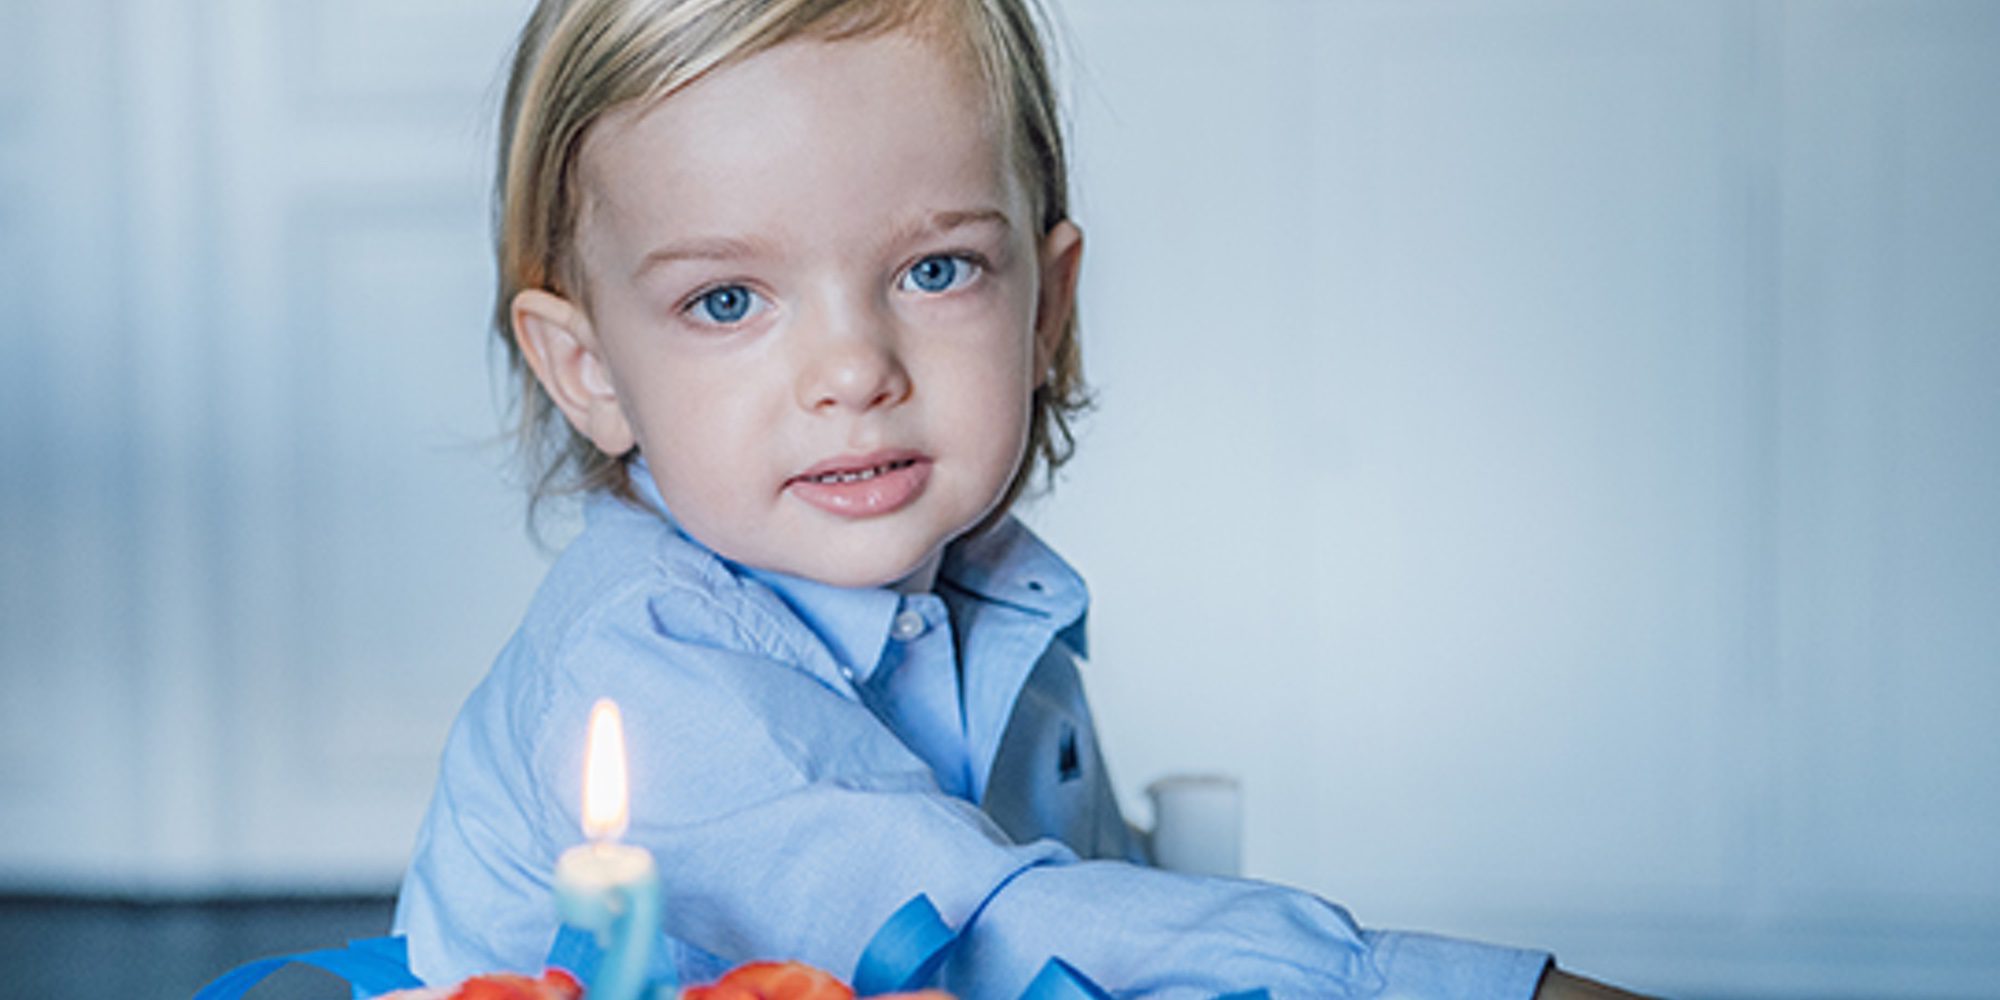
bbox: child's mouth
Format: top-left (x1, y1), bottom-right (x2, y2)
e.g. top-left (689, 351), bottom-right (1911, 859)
top-left (798, 458), bottom-right (919, 485)
top-left (787, 452), bottom-right (930, 517)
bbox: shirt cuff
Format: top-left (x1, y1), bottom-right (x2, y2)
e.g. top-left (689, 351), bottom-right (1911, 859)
top-left (1365, 930), bottom-right (1553, 1000)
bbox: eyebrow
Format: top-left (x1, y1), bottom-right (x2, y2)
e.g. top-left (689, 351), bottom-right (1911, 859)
top-left (631, 235), bottom-right (772, 282)
top-left (631, 209), bottom-right (1014, 282)
top-left (894, 208), bottom-right (1013, 247)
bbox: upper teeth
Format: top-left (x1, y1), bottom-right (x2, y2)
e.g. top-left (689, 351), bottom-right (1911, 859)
top-left (809, 459), bottom-right (912, 484)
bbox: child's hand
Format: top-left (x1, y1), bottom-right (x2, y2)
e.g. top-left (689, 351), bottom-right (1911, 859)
top-left (1534, 966), bottom-right (1656, 1000)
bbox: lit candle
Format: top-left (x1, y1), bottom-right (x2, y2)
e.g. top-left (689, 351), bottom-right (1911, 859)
top-left (555, 698), bottom-right (664, 1000)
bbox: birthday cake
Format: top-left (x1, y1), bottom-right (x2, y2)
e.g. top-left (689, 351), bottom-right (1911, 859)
top-left (374, 969), bottom-right (581, 1000)
top-left (376, 961), bottom-right (949, 1000)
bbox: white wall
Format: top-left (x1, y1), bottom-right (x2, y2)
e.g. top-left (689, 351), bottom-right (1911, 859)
top-left (0, 0), bottom-right (542, 889)
top-left (2, 2), bottom-right (1996, 998)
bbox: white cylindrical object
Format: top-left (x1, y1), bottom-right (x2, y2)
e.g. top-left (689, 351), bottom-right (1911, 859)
top-left (1146, 774), bottom-right (1242, 877)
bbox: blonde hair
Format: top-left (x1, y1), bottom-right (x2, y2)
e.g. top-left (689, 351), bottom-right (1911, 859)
top-left (494, 0), bottom-right (1087, 523)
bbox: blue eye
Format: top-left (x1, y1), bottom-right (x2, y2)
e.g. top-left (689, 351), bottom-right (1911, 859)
top-left (689, 284), bottom-right (760, 325)
top-left (901, 255), bottom-right (977, 294)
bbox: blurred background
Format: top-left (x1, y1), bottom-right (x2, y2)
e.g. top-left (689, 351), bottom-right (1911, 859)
top-left (2, 1), bottom-right (1997, 998)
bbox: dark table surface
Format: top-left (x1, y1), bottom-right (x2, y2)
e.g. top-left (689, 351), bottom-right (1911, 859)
top-left (0, 893), bottom-right (398, 1000)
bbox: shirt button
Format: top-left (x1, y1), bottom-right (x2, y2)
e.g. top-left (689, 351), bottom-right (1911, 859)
top-left (838, 664), bottom-right (856, 682)
top-left (891, 609), bottom-right (926, 641)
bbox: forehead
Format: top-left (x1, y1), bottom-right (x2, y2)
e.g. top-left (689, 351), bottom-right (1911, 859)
top-left (575, 28), bottom-right (1021, 255)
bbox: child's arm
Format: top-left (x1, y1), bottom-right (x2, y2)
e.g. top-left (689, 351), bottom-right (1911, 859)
top-left (532, 635), bottom-right (1542, 997)
top-left (400, 517), bottom-right (1552, 997)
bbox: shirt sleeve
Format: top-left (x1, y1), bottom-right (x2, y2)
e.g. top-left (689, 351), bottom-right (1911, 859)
top-left (404, 577), bottom-right (1549, 999)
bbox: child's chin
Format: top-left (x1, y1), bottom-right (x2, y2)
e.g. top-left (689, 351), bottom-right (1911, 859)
top-left (813, 562), bottom-right (921, 590)
top-left (779, 542), bottom-right (941, 590)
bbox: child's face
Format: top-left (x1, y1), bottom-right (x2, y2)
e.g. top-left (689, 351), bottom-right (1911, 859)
top-left (516, 28), bottom-right (1081, 588)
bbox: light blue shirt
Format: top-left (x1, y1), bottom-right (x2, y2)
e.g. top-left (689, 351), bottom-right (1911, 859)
top-left (394, 469), bottom-right (1550, 998)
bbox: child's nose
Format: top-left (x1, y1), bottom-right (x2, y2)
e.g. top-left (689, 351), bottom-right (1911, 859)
top-left (793, 310), bottom-right (912, 415)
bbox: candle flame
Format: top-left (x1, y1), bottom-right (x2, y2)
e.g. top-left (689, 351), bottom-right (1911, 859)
top-left (582, 698), bottom-right (629, 842)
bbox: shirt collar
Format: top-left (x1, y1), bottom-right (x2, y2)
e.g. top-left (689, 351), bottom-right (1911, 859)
top-left (627, 456), bottom-right (671, 517)
top-left (742, 565), bottom-right (902, 685)
top-left (941, 516), bottom-right (1089, 658)
top-left (618, 456), bottom-right (1089, 672)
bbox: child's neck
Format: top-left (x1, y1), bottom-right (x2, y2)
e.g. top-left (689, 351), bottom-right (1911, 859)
top-left (891, 551), bottom-right (942, 595)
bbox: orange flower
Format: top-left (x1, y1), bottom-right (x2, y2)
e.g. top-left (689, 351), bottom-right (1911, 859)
top-left (444, 969), bottom-right (583, 1000)
top-left (679, 961), bottom-right (952, 1000)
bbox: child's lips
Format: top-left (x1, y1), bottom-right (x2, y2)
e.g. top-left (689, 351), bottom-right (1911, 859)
top-left (786, 450), bottom-right (931, 517)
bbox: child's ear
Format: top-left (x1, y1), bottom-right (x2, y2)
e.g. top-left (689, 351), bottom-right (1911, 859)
top-left (512, 289), bottom-right (637, 456)
top-left (1033, 219), bottom-right (1084, 380)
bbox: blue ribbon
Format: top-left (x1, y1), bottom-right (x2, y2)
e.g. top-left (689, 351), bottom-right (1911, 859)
top-left (1019, 958), bottom-right (1113, 1000)
top-left (548, 916), bottom-right (688, 996)
top-left (190, 923), bottom-right (664, 1000)
top-left (851, 894), bottom-right (1269, 1000)
top-left (194, 898), bottom-right (1270, 1000)
top-left (545, 922), bottom-right (603, 984)
top-left (191, 937), bottom-right (423, 1000)
top-left (1014, 958), bottom-right (1270, 1000)
top-left (852, 895), bottom-right (958, 995)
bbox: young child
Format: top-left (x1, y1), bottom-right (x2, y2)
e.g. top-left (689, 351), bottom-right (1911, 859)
top-left (395, 1), bottom-right (1635, 997)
